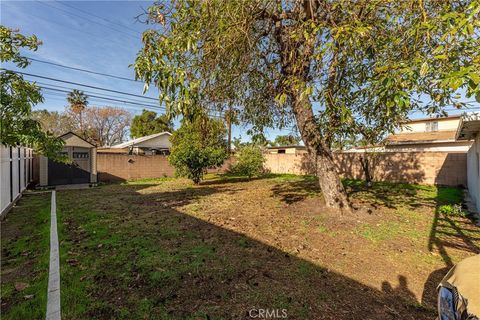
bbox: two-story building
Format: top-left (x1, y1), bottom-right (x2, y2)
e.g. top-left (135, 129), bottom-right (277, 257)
top-left (385, 115), bottom-right (472, 152)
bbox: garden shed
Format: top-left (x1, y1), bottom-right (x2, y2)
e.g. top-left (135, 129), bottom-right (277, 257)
top-left (38, 132), bottom-right (97, 186)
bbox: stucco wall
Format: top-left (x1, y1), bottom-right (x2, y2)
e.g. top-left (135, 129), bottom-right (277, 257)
top-left (467, 136), bottom-right (480, 211)
top-left (401, 118), bottom-right (460, 132)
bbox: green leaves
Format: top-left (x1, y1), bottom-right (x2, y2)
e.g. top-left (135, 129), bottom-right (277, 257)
top-left (1, 26), bottom-right (64, 158)
top-left (133, 0), bottom-right (480, 154)
top-left (130, 110), bottom-right (173, 138)
top-left (169, 116), bottom-right (227, 184)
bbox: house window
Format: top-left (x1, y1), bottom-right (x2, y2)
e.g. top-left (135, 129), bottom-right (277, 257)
top-left (426, 121), bottom-right (438, 132)
top-left (73, 152), bottom-right (89, 159)
top-left (277, 149), bottom-right (286, 154)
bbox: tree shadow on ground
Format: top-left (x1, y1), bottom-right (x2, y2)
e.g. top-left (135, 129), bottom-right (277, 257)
top-left (269, 175), bottom-right (431, 209)
top-left (270, 177), bottom-right (320, 204)
top-left (58, 182), bottom-right (435, 320)
top-left (421, 188), bottom-right (480, 307)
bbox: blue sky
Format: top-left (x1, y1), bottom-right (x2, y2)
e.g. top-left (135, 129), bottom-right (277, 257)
top-left (1, 0), bottom-right (295, 141)
top-left (1, 1), bottom-right (478, 143)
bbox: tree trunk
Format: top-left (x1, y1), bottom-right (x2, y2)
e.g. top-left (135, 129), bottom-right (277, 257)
top-left (292, 94), bottom-right (352, 213)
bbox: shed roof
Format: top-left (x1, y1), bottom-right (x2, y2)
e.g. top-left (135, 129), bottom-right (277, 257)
top-left (58, 132), bottom-right (95, 148)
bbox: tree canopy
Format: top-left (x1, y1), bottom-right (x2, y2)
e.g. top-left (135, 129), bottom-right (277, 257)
top-left (134, 1), bottom-right (480, 211)
top-left (130, 109), bottom-right (174, 138)
top-left (0, 26), bottom-right (64, 158)
top-left (270, 134), bottom-right (301, 146)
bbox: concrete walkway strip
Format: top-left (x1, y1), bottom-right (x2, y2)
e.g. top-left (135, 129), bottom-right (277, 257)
top-left (46, 190), bottom-right (61, 320)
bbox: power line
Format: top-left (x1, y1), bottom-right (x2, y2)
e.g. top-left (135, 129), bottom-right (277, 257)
top-left (41, 92), bottom-right (169, 115)
top-left (18, 8), bottom-right (131, 47)
top-left (35, 0), bottom-right (139, 40)
top-left (26, 57), bottom-right (138, 83)
top-left (39, 85), bottom-right (165, 109)
top-left (40, 89), bottom-right (224, 119)
top-left (32, 81), bottom-right (156, 105)
top-left (53, 0), bottom-right (142, 35)
top-left (6, 69), bottom-right (157, 101)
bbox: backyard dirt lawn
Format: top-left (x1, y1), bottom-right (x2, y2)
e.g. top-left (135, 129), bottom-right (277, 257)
top-left (2, 174), bottom-right (479, 319)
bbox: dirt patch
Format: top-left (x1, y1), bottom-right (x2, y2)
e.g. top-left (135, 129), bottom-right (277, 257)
top-left (53, 176), bottom-right (479, 319)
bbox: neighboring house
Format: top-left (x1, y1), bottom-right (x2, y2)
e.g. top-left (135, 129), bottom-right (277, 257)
top-left (385, 115), bottom-right (472, 152)
top-left (106, 132), bottom-right (172, 155)
top-left (267, 145), bottom-right (307, 155)
top-left (38, 132), bottom-right (97, 186)
top-left (456, 112), bottom-right (480, 212)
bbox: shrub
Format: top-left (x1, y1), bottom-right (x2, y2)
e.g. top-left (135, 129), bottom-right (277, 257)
top-left (230, 145), bottom-right (265, 179)
top-left (438, 204), bottom-right (467, 217)
top-left (169, 117), bottom-right (227, 184)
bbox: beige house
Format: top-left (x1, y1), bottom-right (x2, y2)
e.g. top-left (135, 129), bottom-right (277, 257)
top-left (456, 112), bottom-right (480, 212)
top-left (385, 115), bottom-right (472, 152)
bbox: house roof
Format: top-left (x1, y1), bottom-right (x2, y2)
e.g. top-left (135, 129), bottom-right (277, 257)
top-left (111, 132), bottom-right (172, 148)
top-left (400, 114), bottom-right (462, 124)
top-left (456, 112), bottom-right (480, 141)
top-left (386, 130), bottom-right (458, 145)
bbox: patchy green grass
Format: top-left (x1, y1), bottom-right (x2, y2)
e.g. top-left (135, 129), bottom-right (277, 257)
top-left (357, 221), bottom-right (423, 243)
top-left (0, 193), bottom-right (51, 320)
top-left (3, 174), bottom-right (478, 319)
top-left (123, 176), bottom-right (178, 185)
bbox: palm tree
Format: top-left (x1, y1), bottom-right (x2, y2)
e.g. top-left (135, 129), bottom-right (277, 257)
top-left (66, 89), bottom-right (88, 136)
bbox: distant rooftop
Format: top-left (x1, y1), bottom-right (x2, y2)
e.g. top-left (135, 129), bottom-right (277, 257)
top-left (401, 114), bottom-right (462, 124)
top-left (387, 130), bottom-right (457, 145)
top-left (111, 132), bottom-right (171, 149)
top-left (267, 145), bottom-right (305, 149)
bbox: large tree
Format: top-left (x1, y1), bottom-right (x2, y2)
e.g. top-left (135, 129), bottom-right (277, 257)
top-left (270, 134), bottom-right (302, 146)
top-left (130, 109), bottom-right (174, 138)
top-left (134, 1), bottom-right (480, 212)
top-left (32, 109), bottom-right (75, 136)
top-left (66, 89), bottom-right (89, 137)
top-left (83, 106), bottom-right (132, 146)
top-left (0, 26), bottom-right (63, 158)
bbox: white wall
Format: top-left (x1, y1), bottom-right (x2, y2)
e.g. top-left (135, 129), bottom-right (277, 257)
top-left (401, 118), bottom-right (460, 132)
top-left (136, 134), bottom-right (171, 149)
top-left (467, 136), bottom-right (480, 211)
top-left (0, 145), bottom-right (34, 216)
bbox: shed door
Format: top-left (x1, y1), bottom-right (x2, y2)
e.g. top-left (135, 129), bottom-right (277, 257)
top-left (48, 147), bottom-right (90, 185)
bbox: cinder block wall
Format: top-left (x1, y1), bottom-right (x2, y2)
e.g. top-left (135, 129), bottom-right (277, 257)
top-left (96, 151), bottom-right (466, 187)
top-left (97, 154), bottom-right (175, 181)
top-left (97, 153), bottom-right (235, 181)
top-left (264, 152), bottom-right (467, 187)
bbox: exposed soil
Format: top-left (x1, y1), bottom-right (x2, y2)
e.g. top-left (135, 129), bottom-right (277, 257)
top-left (5, 175), bottom-right (479, 319)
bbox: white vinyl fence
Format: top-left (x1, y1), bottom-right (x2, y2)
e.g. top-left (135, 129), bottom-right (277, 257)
top-left (1, 145), bottom-right (34, 216)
